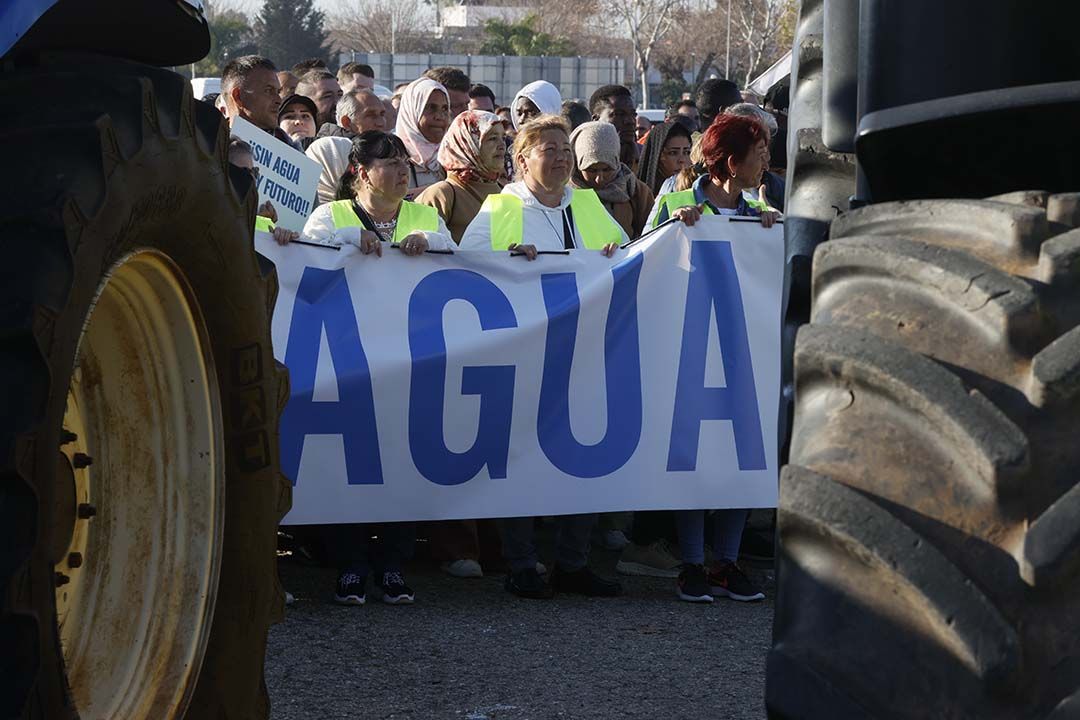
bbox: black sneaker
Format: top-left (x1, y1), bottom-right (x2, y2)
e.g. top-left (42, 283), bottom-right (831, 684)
top-left (334, 572), bottom-right (366, 606)
top-left (505, 567), bottom-right (555, 599)
top-left (677, 564), bottom-right (714, 603)
top-left (709, 560), bottom-right (765, 601)
top-left (381, 571), bottom-right (415, 605)
top-left (551, 566), bottom-right (622, 597)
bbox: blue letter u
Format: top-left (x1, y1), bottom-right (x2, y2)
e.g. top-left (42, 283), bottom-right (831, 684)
top-left (537, 253), bottom-right (644, 478)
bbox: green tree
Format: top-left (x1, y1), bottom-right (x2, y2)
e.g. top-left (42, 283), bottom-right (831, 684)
top-left (194, 7), bottom-right (257, 76)
top-left (479, 15), bottom-right (575, 56)
top-left (657, 78), bottom-right (688, 109)
top-left (252, 0), bottom-right (328, 70)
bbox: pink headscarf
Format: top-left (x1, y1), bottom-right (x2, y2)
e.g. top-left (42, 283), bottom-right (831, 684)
top-left (437, 110), bottom-right (507, 183)
top-left (395, 77), bottom-right (449, 173)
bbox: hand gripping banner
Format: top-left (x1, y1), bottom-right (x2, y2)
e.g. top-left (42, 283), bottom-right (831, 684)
top-left (255, 217), bottom-right (783, 524)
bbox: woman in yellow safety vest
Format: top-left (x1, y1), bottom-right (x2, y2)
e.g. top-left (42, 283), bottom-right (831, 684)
top-left (640, 112), bottom-right (774, 605)
top-left (457, 113), bottom-right (626, 601)
top-left (459, 114), bottom-right (629, 259)
top-left (300, 130), bottom-right (454, 255)
top-left (648, 113), bottom-right (780, 231)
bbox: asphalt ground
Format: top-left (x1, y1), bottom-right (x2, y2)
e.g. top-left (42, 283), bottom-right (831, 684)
top-left (266, 529), bottom-right (775, 719)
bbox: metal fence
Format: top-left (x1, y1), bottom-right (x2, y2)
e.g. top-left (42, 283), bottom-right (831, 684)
top-left (338, 52), bottom-right (627, 105)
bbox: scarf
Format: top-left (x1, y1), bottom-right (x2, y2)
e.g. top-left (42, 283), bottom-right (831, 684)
top-left (395, 77), bottom-right (449, 173)
top-left (437, 110), bottom-right (507, 184)
top-left (571, 163), bottom-right (636, 205)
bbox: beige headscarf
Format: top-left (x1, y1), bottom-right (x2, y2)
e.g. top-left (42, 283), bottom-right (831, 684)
top-left (305, 136), bottom-right (352, 206)
top-left (394, 77), bottom-right (449, 173)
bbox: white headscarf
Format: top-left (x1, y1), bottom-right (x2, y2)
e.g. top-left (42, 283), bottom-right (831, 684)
top-left (305, 136), bottom-right (352, 205)
top-left (394, 77), bottom-right (450, 172)
top-left (510, 81), bottom-right (563, 131)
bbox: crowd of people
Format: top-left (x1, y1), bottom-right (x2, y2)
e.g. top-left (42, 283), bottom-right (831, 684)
top-left (212, 52), bottom-right (789, 609)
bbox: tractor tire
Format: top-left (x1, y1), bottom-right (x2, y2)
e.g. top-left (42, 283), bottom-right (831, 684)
top-left (0, 58), bottom-right (291, 718)
top-left (780, 0), bottom-right (856, 458)
top-left (766, 192), bottom-right (1080, 718)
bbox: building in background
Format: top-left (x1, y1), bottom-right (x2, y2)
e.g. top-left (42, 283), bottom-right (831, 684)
top-left (337, 52), bottom-right (626, 105)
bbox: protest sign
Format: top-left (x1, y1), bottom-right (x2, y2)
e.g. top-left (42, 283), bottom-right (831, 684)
top-left (231, 117), bottom-right (320, 232)
top-left (255, 217), bottom-right (783, 524)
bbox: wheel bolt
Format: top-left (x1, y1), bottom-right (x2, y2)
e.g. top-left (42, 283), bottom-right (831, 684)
top-left (55, 572), bottom-right (70, 587)
top-left (67, 552), bottom-right (83, 569)
top-left (60, 429), bottom-right (78, 445)
top-left (77, 503), bottom-right (96, 519)
top-left (73, 453), bottom-right (93, 469)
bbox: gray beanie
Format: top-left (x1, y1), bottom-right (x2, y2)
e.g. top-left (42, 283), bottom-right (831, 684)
top-left (569, 121), bottom-right (621, 171)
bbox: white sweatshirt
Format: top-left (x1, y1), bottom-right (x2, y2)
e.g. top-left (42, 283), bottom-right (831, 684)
top-left (301, 201), bottom-right (455, 251)
top-left (458, 181), bottom-right (630, 252)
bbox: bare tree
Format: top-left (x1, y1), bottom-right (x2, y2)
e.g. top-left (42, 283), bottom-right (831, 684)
top-left (653, 0), bottom-right (793, 95)
top-left (325, 0), bottom-right (431, 55)
top-left (733, 0), bottom-right (788, 86)
top-left (606, 0), bottom-right (684, 107)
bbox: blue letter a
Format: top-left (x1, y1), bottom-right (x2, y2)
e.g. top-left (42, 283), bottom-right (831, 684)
top-left (408, 270), bottom-right (517, 485)
top-left (537, 253), bottom-right (644, 478)
top-left (279, 267), bottom-right (383, 485)
top-left (667, 242), bottom-right (766, 471)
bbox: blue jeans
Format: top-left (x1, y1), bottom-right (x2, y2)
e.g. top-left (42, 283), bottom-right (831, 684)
top-left (675, 509), bottom-right (749, 566)
top-left (324, 522), bottom-right (415, 576)
top-left (499, 514), bottom-right (596, 572)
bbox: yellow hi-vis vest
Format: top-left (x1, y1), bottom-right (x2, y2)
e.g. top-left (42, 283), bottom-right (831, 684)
top-left (254, 215), bottom-right (276, 233)
top-left (651, 189), bottom-right (714, 228)
top-left (327, 199), bottom-right (439, 242)
top-left (651, 187), bottom-right (773, 228)
top-left (482, 189), bottom-right (624, 251)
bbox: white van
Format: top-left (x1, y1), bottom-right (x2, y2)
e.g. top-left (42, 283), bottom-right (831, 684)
top-left (637, 109), bottom-right (667, 124)
top-left (191, 77), bottom-right (221, 100)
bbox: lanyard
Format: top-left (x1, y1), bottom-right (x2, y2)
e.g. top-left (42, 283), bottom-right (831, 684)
top-left (562, 206), bottom-right (576, 250)
top-left (350, 200), bottom-right (390, 243)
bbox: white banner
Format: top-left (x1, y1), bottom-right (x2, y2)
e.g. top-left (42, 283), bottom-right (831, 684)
top-left (256, 217), bottom-right (783, 524)
top-left (232, 117), bottom-right (321, 232)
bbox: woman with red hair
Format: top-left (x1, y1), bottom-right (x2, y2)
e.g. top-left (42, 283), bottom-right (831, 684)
top-left (649, 113), bottom-right (780, 228)
top-left (648, 113), bottom-right (775, 605)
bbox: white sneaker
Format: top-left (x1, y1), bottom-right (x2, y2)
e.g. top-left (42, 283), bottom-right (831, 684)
top-left (285, 591), bottom-right (295, 606)
top-left (601, 529), bottom-right (630, 551)
top-left (442, 559), bottom-right (483, 578)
